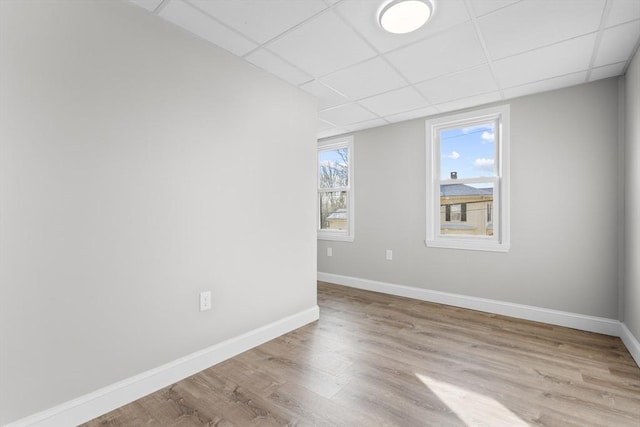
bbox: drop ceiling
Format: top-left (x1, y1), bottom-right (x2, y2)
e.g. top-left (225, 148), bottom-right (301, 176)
top-left (128, 0), bottom-right (640, 139)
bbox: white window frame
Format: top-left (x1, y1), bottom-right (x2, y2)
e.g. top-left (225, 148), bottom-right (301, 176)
top-left (318, 136), bottom-right (354, 242)
top-left (426, 105), bottom-right (510, 252)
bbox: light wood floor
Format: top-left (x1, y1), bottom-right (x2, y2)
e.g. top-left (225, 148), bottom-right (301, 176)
top-left (84, 282), bottom-right (640, 426)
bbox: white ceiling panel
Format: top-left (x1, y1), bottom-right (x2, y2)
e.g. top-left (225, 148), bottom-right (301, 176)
top-left (479, 0), bottom-right (605, 60)
top-left (318, 127), bottom-right (349, 139)
top-left (589, 62), bottom-right (627, 81)
top-left (606, 0), bottom-right (640, 27)
top-left (129, 0), bottom-right (640, 137)
top-left (435, 91), bottom-right (502, 113)
top-left (493, 33), bottom-right (596, 88)
top-left (335, 0), bottom-right (470, 53)
top-left (159, 0), bottom-right (257, 56)
top-left (318, 119), bottom-right (337, 131)
top-left (594, 21), bottom-right (640, 67)
top-left (300, 80), bottom-right (349, 110)
top-left (189, 0), bottom-right (327, 44)
top-left (319, 103), bottom-right (378, 126)
top-left (320, 57), bottom-right (407, 100)
top-left (502, 71), bottom-right (588, 99)
top-left (416, 65), bottom-right (498, 105)
top-left (129, 0), bottom-right (162, 12)
top-left (345, 118), bottom-right (389, 132)
top-left (386, 22), bottom-right (486, 83)
top-left (385, 105), bottom-right (439, 123)
top-left (245, 49), bottom-right (312, 86)
top-left (469, 0), bottom-right (520, 18)
top-left (267, 11), bottom-right (377, 77)
top-left (358, 86), bottom-right (427, 117)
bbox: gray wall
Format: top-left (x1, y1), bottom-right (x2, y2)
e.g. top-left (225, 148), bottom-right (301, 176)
top-left (319, 78), bottom-right (621, 320)
top-left (624, 50), bottom-right (640, 341)
top-left (0, 1), bottom-right (317, 424)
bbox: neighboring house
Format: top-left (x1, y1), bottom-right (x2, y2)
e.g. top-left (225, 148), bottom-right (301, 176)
top-left (327, 208), bottom-right (347, 230)
top-left (440, 184), bottom-right (494, 236)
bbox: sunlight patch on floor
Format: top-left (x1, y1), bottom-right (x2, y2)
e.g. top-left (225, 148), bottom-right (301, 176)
top-left (416, 373), bottom-right (529, 426)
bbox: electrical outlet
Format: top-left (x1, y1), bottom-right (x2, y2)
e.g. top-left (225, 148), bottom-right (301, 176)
top-left (386, 249), bottom-right (393, 261)
top-left (199, 291), bottom-right (212, 312)
top-left (327, 247), bottom-right (333, 257)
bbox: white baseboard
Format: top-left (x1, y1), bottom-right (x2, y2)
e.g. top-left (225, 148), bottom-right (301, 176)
top-left (6, 306), bottom-right (320, 427)
top-left (620, 323), bottom-right (640, 367)
top-left (317, 272), bottom-right (622, 336)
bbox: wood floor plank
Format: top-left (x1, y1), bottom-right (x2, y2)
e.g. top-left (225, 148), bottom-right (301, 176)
top-left (83, 282), bottom-right (640, 427)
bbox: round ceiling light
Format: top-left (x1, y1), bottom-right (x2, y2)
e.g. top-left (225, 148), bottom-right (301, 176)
top-left (379, 0), bottom-right (433, 34)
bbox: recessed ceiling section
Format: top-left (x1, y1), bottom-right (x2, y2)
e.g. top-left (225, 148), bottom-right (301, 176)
top-left (126, 0), bottom-right (640, 139)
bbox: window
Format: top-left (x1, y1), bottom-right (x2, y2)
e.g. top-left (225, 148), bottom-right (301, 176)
top-left (318, 136), bottom-right (354, 241)
top-left (426, 105), bottom-right (510, 252)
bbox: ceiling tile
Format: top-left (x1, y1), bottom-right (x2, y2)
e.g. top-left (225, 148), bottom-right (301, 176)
top-left (335, 0), bottom-right (470, 53)
top-left (469, 0), bottom-right (520, 17)
top-left (267, 11), bottom-right (377, 77)
top-left (319, 119), bottom-right (336, 131)
top-left (128, 0), bottom-right (163, 12)
top-left (318, 127), bottom-right (349, 139)
top-left (606, 1), bottom-right (640, 27)
top-left (245, 49), bottom-right (312, 86)
top-left (385, 22), bottom-right (486, 83)
top-left (319, 103), bottom-right (378, 126)
top-left (188, 0), bottom-right (327, 44)
top-left (300, 80), bottom-right (349, 110)
top-left (502, 71), bottom-right (587, 99)
top-left (159, 0), bottom-right (257, 56)
top-left (435, 91), bottom-right (502, 114)
top-left (415, 65), bottom-right (498, 105)
top-left (594, 21), bottom-right (640, 67)
top-left (345, 118), bottom-right (389, 132)
top-left (385, 105), bottom-right (439, 123)
top-left (589, 62), bottom-right (627, 81)
top-left (479, 0), bottom-right (605, 60)
top-left (320, 57), bottom-right (407, 100)
top-left (492, 33), bottom-right (596, 88)
top-left (358, 86), bottom-right (427, 117)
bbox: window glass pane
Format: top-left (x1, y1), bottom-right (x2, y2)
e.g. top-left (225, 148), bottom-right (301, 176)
top-left (440, 183), bottom-right (493, 236)
top-left (319, 191), bottom-right (348, 231)
top-left (440, 122), bottom-right (495, 180)
top-left (319, 148), bottom-right (349, 188)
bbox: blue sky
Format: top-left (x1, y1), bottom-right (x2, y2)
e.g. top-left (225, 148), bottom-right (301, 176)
top-left (440, 122), bottom-right (496, 181)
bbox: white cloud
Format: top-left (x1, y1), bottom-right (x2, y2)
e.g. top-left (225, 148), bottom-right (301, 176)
top-left (462, 124), bottom-right (492, 134)
top-left (474, 158), bottom-right (494, 170)
top-left (481, 131), bottom-right (495, 142)
top-left (445, 151), bottom-right (460, 159)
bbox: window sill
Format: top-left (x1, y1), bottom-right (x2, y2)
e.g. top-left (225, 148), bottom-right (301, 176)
top-left (318, 233), bottom-right (354, 242)
top-left (425, 239), bottom-right (509, 253)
